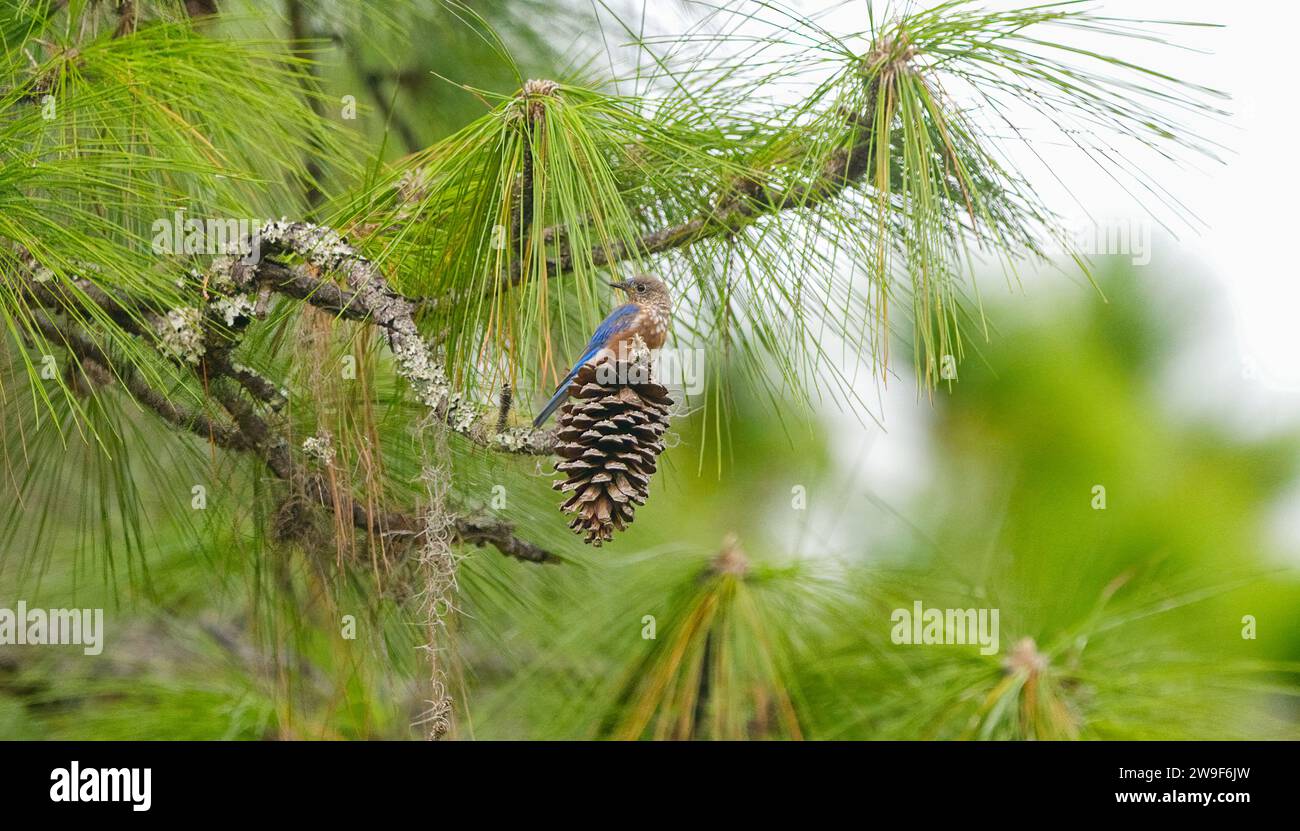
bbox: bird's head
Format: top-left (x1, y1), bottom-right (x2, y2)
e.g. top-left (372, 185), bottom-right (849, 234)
top-left (610, 273), bottom-right (671, 313)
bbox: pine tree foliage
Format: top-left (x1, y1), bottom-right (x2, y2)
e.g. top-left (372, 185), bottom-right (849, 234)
top-left (1, 0), bottom-right (1292, 741)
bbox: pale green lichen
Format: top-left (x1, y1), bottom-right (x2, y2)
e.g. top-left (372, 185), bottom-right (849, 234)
top-left (154, 307), bottom-right (206, 364)
top-left (212, 294), bottom-right (255, 327)
top-left (301, 432), bottom-right (335, 465)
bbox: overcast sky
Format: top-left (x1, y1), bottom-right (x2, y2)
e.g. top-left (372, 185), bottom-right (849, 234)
top-left (709, 1), bottom-right (1300, 556)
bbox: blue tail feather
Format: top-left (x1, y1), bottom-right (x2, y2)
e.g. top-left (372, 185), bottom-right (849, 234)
top-left (533, 347), bottom-right (600, 428)
top-left (533, 374), bottom-right (575, 427)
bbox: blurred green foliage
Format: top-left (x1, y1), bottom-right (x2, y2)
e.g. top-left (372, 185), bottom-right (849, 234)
top-left (5, 260), bottom-right (1296, 739)
top-left (0, 1), bottom-right (1293, 741)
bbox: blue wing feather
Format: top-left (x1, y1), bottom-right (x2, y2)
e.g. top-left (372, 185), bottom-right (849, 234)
top-left (533, 303), bottom-right (639, 427)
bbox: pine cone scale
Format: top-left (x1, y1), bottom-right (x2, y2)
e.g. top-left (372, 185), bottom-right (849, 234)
top-left (549, 362), bottom-right (673, 546)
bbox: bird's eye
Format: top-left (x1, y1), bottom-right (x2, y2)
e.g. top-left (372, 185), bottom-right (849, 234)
top-left (636, 283), bottom-right (646, 294)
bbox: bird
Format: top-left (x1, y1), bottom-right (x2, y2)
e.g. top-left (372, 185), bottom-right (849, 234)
top-left (533, 274), bottom-right (672, 428)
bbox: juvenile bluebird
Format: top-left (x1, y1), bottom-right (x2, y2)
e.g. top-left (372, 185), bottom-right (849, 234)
top-left (533, 274), bottom-right (672, 428)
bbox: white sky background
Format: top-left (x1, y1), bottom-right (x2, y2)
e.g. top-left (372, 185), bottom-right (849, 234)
top-left (596, 1), bottom-right (1300, 555)
top-left (844, 0), bottom-right (1300, 556)
top-left (618, 1), bottom-right (1300, 555)
top-left (804, 0), bottom-right (1300, 401)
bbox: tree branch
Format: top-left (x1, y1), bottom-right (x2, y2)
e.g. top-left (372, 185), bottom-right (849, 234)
top-left (28, 313), bottom-right (249, 451)
top-left (505, 96), bottom-right (879, 288)
top-left (7, 248), bottom-right (559, 565)
top-left (234, 220), bottom-right (556, 455)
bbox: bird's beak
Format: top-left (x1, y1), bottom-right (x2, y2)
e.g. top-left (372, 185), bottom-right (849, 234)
top-left (608, 280), bottom-right (631, 294)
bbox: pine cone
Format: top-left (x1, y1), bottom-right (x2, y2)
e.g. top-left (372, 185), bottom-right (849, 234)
top-left (551, 361), bottom-right (672, 545)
